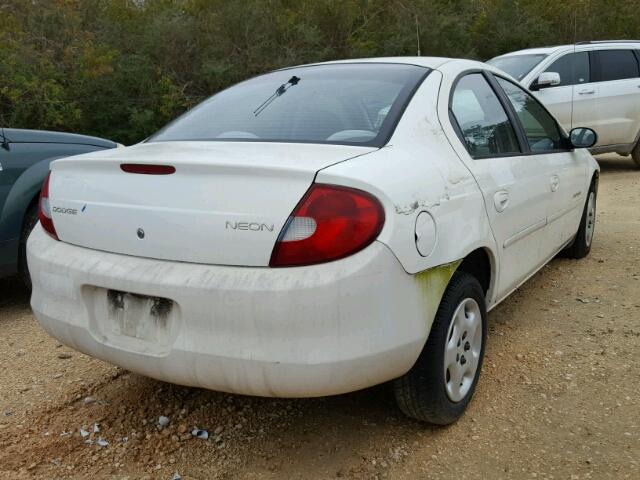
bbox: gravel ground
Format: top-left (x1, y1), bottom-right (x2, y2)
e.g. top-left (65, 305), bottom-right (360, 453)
top-left (1, 154), bottom-right (638, 479)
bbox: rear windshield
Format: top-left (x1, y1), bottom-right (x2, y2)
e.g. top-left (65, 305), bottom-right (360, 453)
top-left (148, 63), bottom-right (429, 147)
top-left (487, 54), bottom-right (548, 80)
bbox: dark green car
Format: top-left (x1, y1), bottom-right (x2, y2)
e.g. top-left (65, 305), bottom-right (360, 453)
top-left (0, 128), bottom-right (117, 286)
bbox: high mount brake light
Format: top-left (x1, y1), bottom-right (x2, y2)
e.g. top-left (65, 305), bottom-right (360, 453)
top-left (39, 171), bottom-right (58, 240)
top-left (120, 164), bottom-right (176, 175)
top-left (269, 184), bottom-right (385, 267)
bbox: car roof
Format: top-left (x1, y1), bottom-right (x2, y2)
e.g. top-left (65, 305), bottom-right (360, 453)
top-left (297, 56), bottom-right (457, 70)
top-left (277, 57), bottom-right (509, 83)
top-left (290, 57), bottom-right (507, 82)
top-left (3, 128), bottom-right (116, 148)
top-left (495, 40), bottom-right (640, 58)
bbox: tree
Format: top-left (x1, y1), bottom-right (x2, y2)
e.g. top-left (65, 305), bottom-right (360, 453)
top-left (0, 0), bottom-right (638, 144)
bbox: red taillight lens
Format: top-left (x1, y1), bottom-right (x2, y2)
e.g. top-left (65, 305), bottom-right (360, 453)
top-left (38, 171), bottom-right (58, 240)
top-left (269, 184), bottom-right (385, 267)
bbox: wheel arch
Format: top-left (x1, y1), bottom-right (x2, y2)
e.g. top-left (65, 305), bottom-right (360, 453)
top-left (457, 247), bottom-right (496, 301)
top-left (21, 191), bottom-right (40, 228)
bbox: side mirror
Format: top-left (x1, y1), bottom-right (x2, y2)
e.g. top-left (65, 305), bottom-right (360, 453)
top-left (569, 127), bottom-right (598, 149)
top-left (531, 71), bottom-right (561, 91)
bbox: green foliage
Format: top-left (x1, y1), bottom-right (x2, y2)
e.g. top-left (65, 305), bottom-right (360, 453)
top-left (0, 0), bottom-right (638, 144)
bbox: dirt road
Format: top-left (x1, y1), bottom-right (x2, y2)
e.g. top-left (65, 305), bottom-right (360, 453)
top-left (1, 154), bottom-right (638, 480)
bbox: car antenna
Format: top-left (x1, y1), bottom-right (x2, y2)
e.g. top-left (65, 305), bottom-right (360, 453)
top-left (415, 14), bottom-right (421, 56)
top-left (570, 8), bottom-right (578, 130)
top-left (253, 75), bottom-right (301, 117)
top-left (573, 8), bottom-right (578, 49)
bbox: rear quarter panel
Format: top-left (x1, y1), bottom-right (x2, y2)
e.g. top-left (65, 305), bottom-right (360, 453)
top-left (317, 71), bottom-right (498, 293)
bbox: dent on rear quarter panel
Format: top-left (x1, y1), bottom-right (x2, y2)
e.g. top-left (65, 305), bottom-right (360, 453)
top-left (415, 259), bottom-right (461, 330)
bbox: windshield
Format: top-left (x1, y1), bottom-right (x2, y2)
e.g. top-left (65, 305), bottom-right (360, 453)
top-left (149, 63), bottom-right (429, 147)
top-left (487, 54), bottom-right (548, 81)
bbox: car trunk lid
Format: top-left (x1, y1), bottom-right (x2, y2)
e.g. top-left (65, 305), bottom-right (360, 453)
top-left (48, 141), bottom-right (375, 266)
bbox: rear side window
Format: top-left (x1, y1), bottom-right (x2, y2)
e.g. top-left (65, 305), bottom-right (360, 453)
top-left (496, 77), bottom-right (565, 152)
top-left (543, 52), bottom-right (590, 87)
top-left (450, 73), bottom-right (520, 158)
top-left (593, 50), bottom-right (639, 81)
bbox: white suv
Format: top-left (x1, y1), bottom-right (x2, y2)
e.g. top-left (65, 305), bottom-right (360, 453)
top-left (489, 40), bottom-right (640, 166)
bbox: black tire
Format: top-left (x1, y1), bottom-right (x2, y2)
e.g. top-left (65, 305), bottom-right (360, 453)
top-left (393, 271), bottom-right (487, 425)
top-left (632, 141), bottom-right (640, 168)
top-left (18, 203), bottom-right (39, 290)
top-left (564, 181), bottom-right (597, 259)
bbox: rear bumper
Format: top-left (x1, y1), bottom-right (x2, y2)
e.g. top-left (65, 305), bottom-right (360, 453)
top-left (28, 225), bottom-right (433, 397)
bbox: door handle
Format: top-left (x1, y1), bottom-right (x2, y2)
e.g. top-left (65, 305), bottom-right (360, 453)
top-left (578, 88), bottom-right (595, 95)
top-left (493, 190), bottom-right (509, 213)
top-left (550, 174), bottom-right (560, 192)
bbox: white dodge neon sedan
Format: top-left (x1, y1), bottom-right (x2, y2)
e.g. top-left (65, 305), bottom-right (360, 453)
top-left (28, 57), bottom-right (599, 424)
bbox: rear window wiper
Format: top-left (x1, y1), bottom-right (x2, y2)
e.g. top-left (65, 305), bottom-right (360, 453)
top-left (253, 76), bottom-right (300, 117)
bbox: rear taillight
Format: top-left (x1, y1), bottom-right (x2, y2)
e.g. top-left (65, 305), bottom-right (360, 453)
top-left (39, 171), bottom-right (58, 240)
top-left (269, 184), bottom-right (385, 267)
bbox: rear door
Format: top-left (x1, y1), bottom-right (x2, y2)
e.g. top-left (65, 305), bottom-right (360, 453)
top-left (590, 49), bottom-right (640, 146)
top-left (448, 72), bottom-right (554, 297)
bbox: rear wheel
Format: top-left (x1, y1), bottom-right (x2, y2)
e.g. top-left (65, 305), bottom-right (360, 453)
top-left (18, 203), bottom-right (39, 289)
top-left (393, 272), bottom-right (487, 425)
